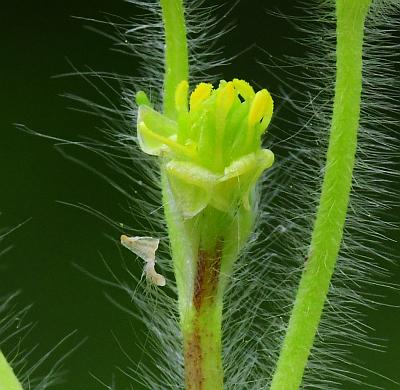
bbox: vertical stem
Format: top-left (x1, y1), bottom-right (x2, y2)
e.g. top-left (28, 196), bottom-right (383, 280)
top-left (159, 2), bottom-right (227, 388)
top-left (160, 0), bottom-right (189, 119)
top-left (182, 241), bottom-right (224, 390)
top-left (269, 1), bottom-right (372, 389)
top-left (163, 180), bottom-right (226, 390)
top-left (162, 171), bottom-right (254, 389)
top-left (0, 350), bottom-right (23, 390)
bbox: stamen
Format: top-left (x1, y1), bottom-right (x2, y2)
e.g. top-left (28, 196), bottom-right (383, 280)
top-left (216, 82), bottom-right (235, 117)
top-left (248, 89), bottom-right (273, 128)
top-left (215, 82), bottom-right (235, 168)
top-left (232, 79), bottom-right (255, 101)
top-left (190, 82), bottom-right (213, 111)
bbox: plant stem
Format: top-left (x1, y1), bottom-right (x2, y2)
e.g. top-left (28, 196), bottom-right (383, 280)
top-left (159, 1), bottom-right (236, 388)
top-left (160, 0), bottom-right (189, 119)
top-left (162, 176), bottom-right (254, 389)
top-left (269, 1), bottom-right (372, 389)
top-left (0, 350), bottom-right (23, 390)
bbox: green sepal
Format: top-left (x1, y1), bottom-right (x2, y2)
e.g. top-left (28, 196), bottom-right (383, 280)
top-left (165, 161), bottom-right (218, 218)
top-left (137, 105), bottom-right (179, 156)
top-left (213, 149), bottom-right (274, 211)
top-left (135, 90), bottom-right (152, 107)
top-left (165, 149), bottom-right (274, 216)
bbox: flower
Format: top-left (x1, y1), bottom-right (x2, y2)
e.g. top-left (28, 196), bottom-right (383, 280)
top-left (136, 79), bottom-right (274, 218)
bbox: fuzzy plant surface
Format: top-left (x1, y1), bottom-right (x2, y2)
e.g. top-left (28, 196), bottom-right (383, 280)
top-left (0, 217), bottom-right (84, 390)
top-left (0, 234), bottom-right (78, 390)
top-left (0, 249), bottom-right (43, 390)
top-left (115, 0), bottom-right (399, 388)
top-left (1, 0), bottom-right (400, 389)
top-left (0, 231), bottom-right (22, 390)
top-left (0, 329), bottom-right (22, 390)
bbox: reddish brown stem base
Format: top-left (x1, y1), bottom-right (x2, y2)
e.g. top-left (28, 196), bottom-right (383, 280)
top-left (183, 239), bottom-right (224, 390)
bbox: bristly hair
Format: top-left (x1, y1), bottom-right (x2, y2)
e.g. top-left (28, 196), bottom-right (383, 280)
top-left (37, 1), bottom-right (235, 388)
top-left (1, 224), bottom-right (82, 390)
top-left (30, 0), bottom-right (399, 388)
top-left (222, 0), bottom-right (399, 388)
top-left (0, 291), bottom-right (82, 390)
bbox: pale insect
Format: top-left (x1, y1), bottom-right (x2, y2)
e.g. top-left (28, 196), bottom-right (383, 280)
top-left (120, 235), bottom-right (166, 287)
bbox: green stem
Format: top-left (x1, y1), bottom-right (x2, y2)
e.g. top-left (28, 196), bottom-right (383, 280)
top-left (269, 1), bottom-right (372, 389)
top-left (160, 0), bottom-right (189, 119)
top-left (162, 170), bottom-right (254, 389)
top-left (0, 350), bottom-right (23, 390)
top-left (158, 2), bottom-right (230, 388)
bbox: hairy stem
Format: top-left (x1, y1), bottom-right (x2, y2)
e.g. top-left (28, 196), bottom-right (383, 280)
top-left (162, 175), bottom-right (226, 389)
top-left (181, 239), bottom-right (224, 390)
top-left (162, 171), bottom-right (254, 389)
top-left (159, 1), bottom-right (228, 387)
top-left (269, 1), bottom-right (372, 389)
top-left (160, 0), bottom-right (189, 119)
top-left (0, 350), bottom-right (23, 390)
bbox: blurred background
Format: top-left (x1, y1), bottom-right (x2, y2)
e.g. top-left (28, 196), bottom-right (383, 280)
top-left (1, 0), bottom-right (399, 389)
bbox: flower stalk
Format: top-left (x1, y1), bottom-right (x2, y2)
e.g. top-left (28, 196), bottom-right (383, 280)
top-left (136, 2), bottom-right (275, 389)
top-left (139, 77), bottom-right (274, 389)
top-left (160, 0), bottom-right (189, 119)
top-left (269, 1), bottom-right (372, 389)
top-left (162, 187), bottom-right (254, 389)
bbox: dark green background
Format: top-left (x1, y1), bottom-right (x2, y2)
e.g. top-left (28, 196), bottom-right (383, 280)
top-left (1, 1), bottom-right (399, 389)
